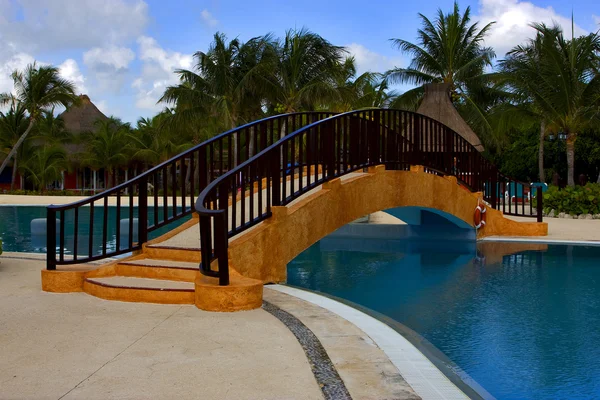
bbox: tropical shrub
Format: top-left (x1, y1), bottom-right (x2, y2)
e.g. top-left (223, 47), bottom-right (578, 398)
top-left (543, 184), bottom-right (600, 216)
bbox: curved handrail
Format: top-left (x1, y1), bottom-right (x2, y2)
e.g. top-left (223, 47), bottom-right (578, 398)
top-left (195, 109), bottom-right (418, 212)
top-left (195, 108), bottom-right (543, 285)
top-left (46, 111), bottom-right (335, 269)
top-left (48, 112), bottom-right (333, 211)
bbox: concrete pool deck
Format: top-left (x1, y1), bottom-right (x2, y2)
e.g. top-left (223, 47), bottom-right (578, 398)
top-left (0, 194), bottom-right (182, 207)
top-left (1, 256), bottom-right (478, 399)
top-left (0, 257), bottom-right (318, 399)
top-left (500, 216), bottom-right (600, 243)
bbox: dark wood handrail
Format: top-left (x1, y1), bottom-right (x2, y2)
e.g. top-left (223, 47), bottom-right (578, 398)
top-left (195, 109), bottom-right (543, 285)
top-left (46, 112), bottom-right (335, 270)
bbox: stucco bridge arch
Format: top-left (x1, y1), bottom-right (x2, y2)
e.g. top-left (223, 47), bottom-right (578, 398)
top-left (226, 165), bottom-right (547, 284)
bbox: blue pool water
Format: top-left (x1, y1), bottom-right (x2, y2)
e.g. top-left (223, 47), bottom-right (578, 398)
top-left (0, 206), bottom-right (191, 254)
top-left (288, 235), bottom-right (600, 399)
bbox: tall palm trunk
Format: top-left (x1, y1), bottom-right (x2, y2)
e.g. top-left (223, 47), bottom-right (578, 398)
top-left (249, 126), bottom-right (255, 157)
top-left (230, 114), bottom-right (239, 168)
top-left (566, 135), bottom-right (576, 187)
top-left (538, 120), bottom-right (546, 182)
top-left (0, 118), bottom-right (34, 176)
top-left (279, 117), bottom-right (287, 140)
top-left (10, 153), bottom-right (18, 191)
top-left (194, 158), bottom-right (200, 196)
top-left (279, 118), bottom-right (287, 166)
top-left (184, 159), bottom-right (191, 192)
top-left (107, 168), bottom-right (114, 189)
top-left (232, 134), bottom-right (238, 167)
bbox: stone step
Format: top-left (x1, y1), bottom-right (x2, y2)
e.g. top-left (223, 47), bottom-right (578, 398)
top-left (120, 258), bottom-right (199, 269)
top-left (113, 258), bottom-right (199, 282)
top-left (143, 245), bottom-right (201, 263)
top-left (83, 277), bottom-right (195, 304)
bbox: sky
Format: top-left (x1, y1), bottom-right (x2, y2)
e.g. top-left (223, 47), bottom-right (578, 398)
top-left (0, 0), bottom-right (598, 123)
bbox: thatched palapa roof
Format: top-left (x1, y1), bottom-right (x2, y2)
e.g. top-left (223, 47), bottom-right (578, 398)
top-left (59, 94), bottom-right (109, 162)
top-left (417, 83), bottom-right (485, 152)
top-left (60, 94), bottom-right (108, 135)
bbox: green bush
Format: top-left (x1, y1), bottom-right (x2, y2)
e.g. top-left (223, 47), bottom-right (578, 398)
top-left (0, 239), bottom-right (3, 255)
top-left (543, 184), bottom-right (600, 216)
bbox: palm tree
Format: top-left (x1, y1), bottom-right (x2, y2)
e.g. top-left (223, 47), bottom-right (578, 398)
top-left (80, 117), bottom-right (133, 188)
top-left (0, 101), bottom-right (30, 190)
top-left (0, 63), bottom-right (78, 176)
top-left (500, 23), bottom-right (600, 186)
top-left (498, 25), bottom-right (564, 182)
top-left (385, 2), bottom-right (496, 131)
top-left (269, 28), bottom-right (346, 113)
top-left (331, 57), bottom-right (399, 112)
top-left (160, 33), bottom-right (275, 164)
top-left (130, 112), bottom-right (191, 166)
top-left (32, 109), bottom-right (72, 145)
top-left (21, 145), bottom-right (69, 191)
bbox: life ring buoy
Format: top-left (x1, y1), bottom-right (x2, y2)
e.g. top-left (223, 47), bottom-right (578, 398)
top-left (474, 202), bottom-right (487, 229)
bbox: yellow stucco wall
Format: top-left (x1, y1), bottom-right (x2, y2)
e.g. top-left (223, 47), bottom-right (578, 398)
top-left (227, 165), bottom-right (547, 283)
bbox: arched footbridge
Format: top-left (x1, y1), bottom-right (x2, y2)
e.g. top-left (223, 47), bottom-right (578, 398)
top-left (42, 109), bottom-right (547, 311)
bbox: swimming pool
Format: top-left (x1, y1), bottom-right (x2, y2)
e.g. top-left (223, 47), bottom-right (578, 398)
top-left (0, 206), bottom-right (191, 254)
top-left (288, 234), bottom-right (600, 399)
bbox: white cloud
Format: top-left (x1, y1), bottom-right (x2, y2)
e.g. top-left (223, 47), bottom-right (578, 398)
top-left (95, 100), bottom-right (110, 116)
top-left (593, 15), bottom-right (600, 26)
top-left (138, 36), bottom-right (193, 73)
top-left (345, 43), bottom-right (404, 75)
top-left (0, 52), bottom-right (35, 95)
top-left (84, 47), bottom-right (135, 71)
top-left (0, 0), bottom-right (148, 52)
top-left (133, 36), bottom-right (193, 111)
top-left (83, 46), bottom-right (135, 93)
top-left (58, 59), bottom-right (87, 95)
top-left (476, 0), bottom-right (588, 57)
top-left (200, 9), bottom-right (218, 27)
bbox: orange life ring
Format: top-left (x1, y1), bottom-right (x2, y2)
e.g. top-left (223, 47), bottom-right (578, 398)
top-left (474, 201), bottom-right (487, 229)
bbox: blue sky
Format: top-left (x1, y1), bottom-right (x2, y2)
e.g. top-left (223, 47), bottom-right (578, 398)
top-left (0, 0), bottom-right (598, 123)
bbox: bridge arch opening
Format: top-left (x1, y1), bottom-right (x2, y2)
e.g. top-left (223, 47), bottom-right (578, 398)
top-left (225, 167), bottom-right (541, 284)
top-left (331, 206), bottom-right (476, 245)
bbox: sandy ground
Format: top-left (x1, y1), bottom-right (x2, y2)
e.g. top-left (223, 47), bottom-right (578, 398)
top-left (501, 216), bottom-right (600, 242)
top-left (0, 257), bottom-right (323, 400)
top-left (0, 195), bottom-right (179, 207)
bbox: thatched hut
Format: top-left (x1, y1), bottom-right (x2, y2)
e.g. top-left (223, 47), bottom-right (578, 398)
top-left (417, 83), bottom-right (485, 152)
top-left (61, 94), bottom-right (108, 136)
top-left (60, 94), bottom-right (109, 192)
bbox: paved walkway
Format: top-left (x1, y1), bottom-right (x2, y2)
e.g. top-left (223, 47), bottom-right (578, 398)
top-left (502, 216), bottom-right (600, 242)
top-left (0, 258), bottom-right (322, 400)
top-left (1, 257), bottom-right (438, 399)
top-left (0, 195), bottom-right (181, 207)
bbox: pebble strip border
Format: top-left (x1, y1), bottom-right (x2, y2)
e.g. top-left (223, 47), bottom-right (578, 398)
top-left (262, 301), bottom-right (352, 400)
